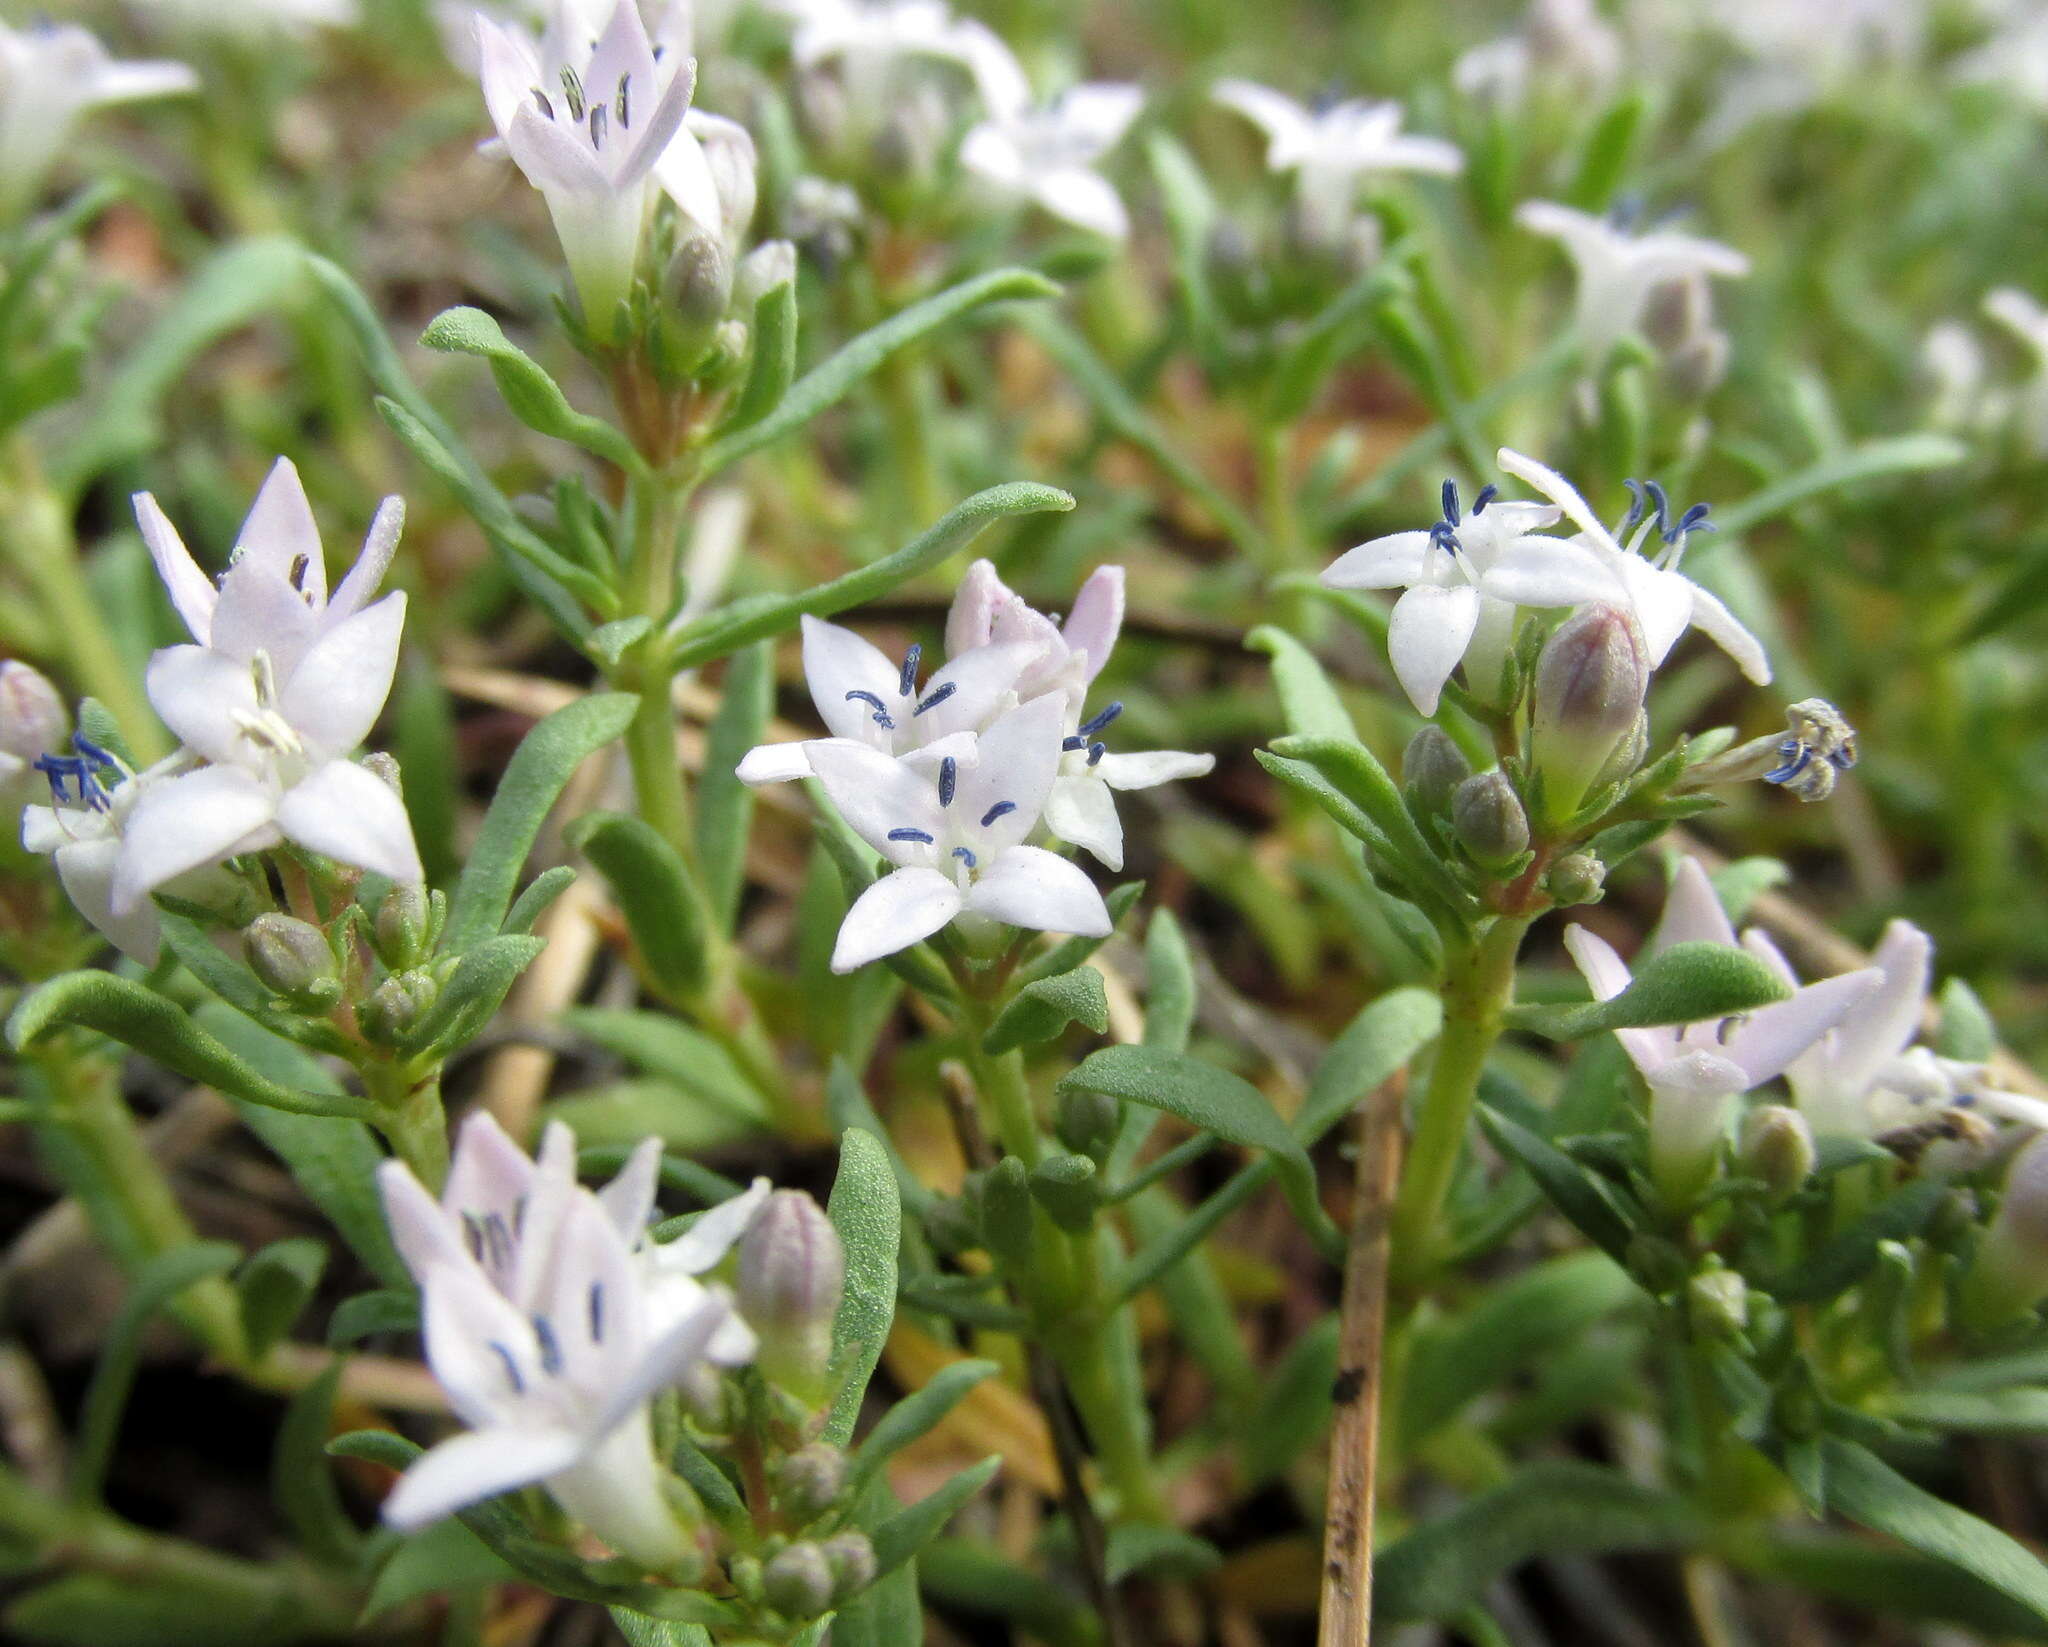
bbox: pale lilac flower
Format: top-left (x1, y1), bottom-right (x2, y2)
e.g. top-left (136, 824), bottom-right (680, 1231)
top-left (1514, 200), bottom-right (1749, 373)
top-left (1492, 448), bottom-right (1772, 685)
top-left (1320, 477), bottom-right (1616, 715)
top-left (779, 0), bottom-right (1023, 108)
top-left (960, 82), bottom-right (1143, 240)
top-left (475, 0), bottom-right (721, 335)
top-left (0, 19), bottom-right (197, 220)
top-left (114, 460), bottom-right (421, 914)
top-left (22, 756), bottom-right (191, 966)
top-left (808, 693), bottom-right (1110, 971)
top-left (1565, 856), bottom-right (1881, 1199)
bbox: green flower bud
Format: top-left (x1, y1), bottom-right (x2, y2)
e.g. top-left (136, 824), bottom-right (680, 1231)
top-left (663, 229), bottom-right (734, 341)
top-left (360, 969), bottom-right (436, 1046)
top-left (1739, 1104), bottom-right (1815, 1206)
top-left (763, 1541), bottom-right (837, 1619)
top-left (773, 1443), bottom-right (847, 1522)
top-left (1686, 1262), bottom-right (1749, 1339)
top-left (737, 1191), bottom-right (846, 1403)
top-left (1544, 851), bottom-right (1607, 907)
top-left (243, 913), bottom-right (340, 1011)
top-left (1962, 1133), bottom-right (2048, 1331)
top-left (1451, 770), bottom-right (1530, 872)
top-left (821, 1531), bottom-right (877, 1601)
top-left (1402, 724), bottom-right (1472, 816)
top-left (1530, 604), bottom-right (1650, 823)
top-left (373, 882), bottom-right (430, 970)
top-left (1056, 1087), bottom-right (1121, 1157)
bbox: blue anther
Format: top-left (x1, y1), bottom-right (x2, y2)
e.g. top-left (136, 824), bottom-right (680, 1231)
top-left (1441, 478), bottom-right (1460, 526)
top-left (531, 1314), bottom-right (563, 1376)
top-left (898, 643), bottom-right (922, 697)
top-left (1088, 741), bottom-right (1106, 766)
top-left (845, 689), bottom-right (896, 730)
top-left (1827, 746), bottom-right (1857, 771)
top-left (1471, 483), bottom-right (1498, 515)
top-left (888, 827), bottom-right (935, 844)
top-left (1062, 734), bottom-right (1087, 751)
top-left (1622, 478), bottom-right (1650, 533)
top-left (1079, 700), bottom-right (1123, 736)
top-left (1428, 521), bottom-right (1461, 555)
top-left (938, 757), bottom-right (957, 806)
top-left (70, 732), bottom-right (115, 766)
top-left (953, 846), bottom-right (977, 868)
top-left (1644, 480), bottom-right (1671, 535)
top-left (913, 682), bottom-right (956, 716)
top-left (1763, 747), bottom-right (1813, 786)
top-left (980, 801), bottom-right (1017, 828)
top-left (33, 755), bottom-right (71, 805)
top-left (488, 1341), bottom-right (526, 1394)
top-left (1663, 501), bottom-right (1714, 543)
top-left (589, 1282), bottom-right (605, 1343)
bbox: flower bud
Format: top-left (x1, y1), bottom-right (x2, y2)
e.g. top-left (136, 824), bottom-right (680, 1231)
top-left (359, 969), bottom-right (436, 1046)
top-left (363, 751), bottom-right (404, 797)
top-left (663, 229), bottom-right (734, 340)
top-left (978, 1155), bottom-right (1036, 1268)
top-left (1544, 851), bottom-right (1606, 907)
top-left (1962, 1133), bottom-right (2048, 1331)
top-left (1056, 1087), bottom-right (1121, 1157)
top-left (1530, 604), bottom-right (1650, 823)
top-left (1641, 272), bottom-right (1712, 355)
top-left (1664, 329), bottom-right (1730, 401)
top-left (921, 1194), bottom-right (979, 1255)
top-left (1686, 1262), bottom-right (1749, 1339)
top-left (737, 1190), bottom-right (845, 1403)
top-left (773, 1443), bottom-right (847, 1522)
top-left (0, 662), bottom-right (67, 763)
top-left (244, 914), bottom-right (341, 1011)
top-left (1739, 1105), bottom-right (1815, 1206)
top-left (821, 1531), bottom-right (877, 1601)
top-left (1451, 771), bottom-right (1530, 872)
top-left (1648, 1065), bottom-right (1734, 1211)
top-left (763, 1541), bottom-right (837, 1619)
top-left (734, 240), bottom-right (798, 310)
top-left (373, 881), bottom-right (430, 970)
top-left (1402, 725), bottom-right (1472, 816)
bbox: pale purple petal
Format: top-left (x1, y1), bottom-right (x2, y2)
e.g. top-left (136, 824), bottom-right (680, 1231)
top-left (133, 493), bottom-right (217, 643)
top-left (383, 1426), bottom-right (588, 1529)
top-left (597, 1136), bottom-right (664, 1245)
top-left (331, 497), bottom-right (405, 620)
top-left (112, 765), bottom-right (279, 915)
top-left (1647, 856), bottom-right (1738, 955)
top-left (655, 1177), bottom-right (771, 1272)
top-left (1061, 566), bottom-right (1125, 683)
top-left (232, 458), bottom-right (326, 598)
top-left (275, 761), bottom-right (423, 885)
top-left (1726, 968), bottom-right (1885, 1088)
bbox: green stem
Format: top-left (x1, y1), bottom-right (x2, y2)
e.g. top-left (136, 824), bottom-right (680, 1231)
top-left (367, 1063), bottom-right (449, 1190)
top-left (878, 347), bottom-right (943, 530)
top-left (1254, 419), bottom-right (1301, 579)
top-left (1390, 913), bottom-right (1532, 1284)
top-left (1055, 1232), bottom-right (1168, 1523)
top-left (963, 1035), bottom-right (1043, 1168)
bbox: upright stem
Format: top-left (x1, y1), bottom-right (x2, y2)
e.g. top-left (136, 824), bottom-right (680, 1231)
top-left (1255, 419), bottom-right (1302, 577)
top-left (367, 1063), bottom-right (449, 1189)
top-left (1390, 914), bottom-right (1531, 1283)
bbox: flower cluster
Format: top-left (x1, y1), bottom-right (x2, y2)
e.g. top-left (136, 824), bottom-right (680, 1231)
top-left (21, 461), bottom-right (423, 963)
top-left (739, 562), bottom-right (1213, 970)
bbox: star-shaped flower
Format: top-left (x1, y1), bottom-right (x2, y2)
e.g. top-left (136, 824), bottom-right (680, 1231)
top-left (960, 82), bottom-right (1143, 240)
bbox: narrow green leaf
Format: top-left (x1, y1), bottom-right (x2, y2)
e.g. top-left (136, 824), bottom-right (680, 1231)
top-left (1504, 941), bottom-right (1793, 1040)
top-left (850, 1360), bottom-right (999, 1489)
top-left (1770, 1178), bottom-right (1947, 1304)
top-left (235, 1237), bottom-right (326, 1360)
top-left (327, 1289), bottom-right (418, 1347)
top-left (823, 1128), bottom-right (901, 1446)
top-left (403, 933), bottom-right (545, 1057)
top-left (1714, 434), bottom-right (1967, 538)
top-left (1247, 626), bottom-right (1360, 741)
top-left (1730, 1531), bottom-right (2048, 1643)
top-left (1239, 1315), bottom-right (1340, 1485)
top-left (1268, 735), bottom-right (1469, 918)
top-left (504, 864), bottom-right (579, 936)
top-left (982, 966), bottom-right (1109, 1054)
top-left (1142, 908), bottom-right (1196, 1055)
top-left (1476, 1104), bottom-right (1636, 1264)
top-left (272, 1361), bottom-right (361, 1563)
top-left (1298, 986), bottom-right (1443, 1141)
top-left (563, 1008), bottom-right (765, 1123)
top-left (420, 305), bottom-right (643, 470)
top-left (868, 1457), bottom-right (1001, 1579)
top-left (1104, 1524), bottom-right (1222, 1584)
top-left (367, 1521), bottom-right (515, 1620)
top-left (566, 811), bottom-right (710, 999)
top-left (718, 277), bottom-right (799, 436)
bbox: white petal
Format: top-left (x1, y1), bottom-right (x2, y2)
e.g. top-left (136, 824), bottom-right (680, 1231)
top-left (234, 458), bottom-right (326, 600)
top-left (1095, 749), bottom-right (1214, 790)
top-left (964, 845), bottom-right (1111, 935)
top-left (655, 1176), bottom-right (771, 1273)
top-left (331, 496), bottom-right (405, 620)
top-left (945, 560), bottom-right (1005, 657)
top-left (1685, 583), bottom-right (1773, 685)
top-left (279, 593), bottom-right (407, 758)
top-left (651, 120), bottom-right (725, 229)
top-left (275, 761), bottom-right (423, 884)
top-left (1321, 530), bottom-right (1431, 590)
top-left (597, 1137), bottom-right (664, 1246)
top-left (596, 1293), bottom-right (736, 1431)
top-left (736, 741), bottom-right (814, 784)
top-left (1608, 556), bottom-right (1693, 666)
top-left (382, 1426), bottom-right (587, 1530)
top-left (1386, 582), bottom-right (1480, 715)
top-left (1478, 537), bottom-right (1626, 608)
top-left (548, 1191), bottom-right (647, 1382)
top-left (209, 562), bottom-right (323, 670)
top-left (56, 835), bottom-right (160, 965)
top-left (1494, 448), bottom-right (1621, 552)
top-left (1061, 566), bottom-right (1125, 683)
top-left (112, 765), bottom-right (278, 915)
top-left (832, 867), bottom-right (962, 971)
top-left (419, 1261), bottom-right (542, 1428)
top-left (443, 1110), bottom-right (537, 1237)
top-left (806, 739), bottom-right (943, 859)
top-left (801, 616), bottom-right (902, 742)
top-left (1726, 968), bottom-right (1885, 1088)
top-left (1044, 773), bottom-right (1124, 870)
top-left (1648, 857), bottom-right (1738, 954)
top-left (133, 493), bottom-right (217, 643)
top-left (914, 641), bottom-right (1036, 741)
top-left (1035, 167), bottom-right (1128, 239)
top-left (956, 694), bottom-right (1066, 852)
top-left (1211, 78), bottom-right (1314, 166)
top-left (1563, 925), bottom-right (1670, 1077)
top-left (1058, 82), bottom-right (1143, 151)
top-left (474, 13), bottom-right (546, 138)
top-left (377, 1159), bottom-right (473, 1285)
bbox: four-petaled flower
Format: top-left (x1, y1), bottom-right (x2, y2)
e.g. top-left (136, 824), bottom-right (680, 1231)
top-left (116, 459), bottom-right (423, 916)
top-left (808, 693), bottom-right (1111, 971)
top-left (961, 82), bottom-right (1143, 241)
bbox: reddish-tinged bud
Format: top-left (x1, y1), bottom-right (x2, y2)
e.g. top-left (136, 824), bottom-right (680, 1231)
top-left (244, 913), bottom-right (341, 1011)
top-left (0, 662), bottom-right (67, 765)
top-left (1531, 604), bottom-right (1650, 822)
top-left (1451, 771), bottom-right (1529, 872)
top-left (737, 1191), bottom-right (845, 1402)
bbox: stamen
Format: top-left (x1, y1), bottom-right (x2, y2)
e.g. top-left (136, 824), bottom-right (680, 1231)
top-left (462, 1213), bottom-right (484, 1261)
top-left (898, 643), bottom-right (922, 697)
top-left (888, 827), bottom-right (935, 844)
top-left (953, 846), bottom-right (977, 868)
top-left (845, 689), bottom-right (896, 730)
top-left (1062, 734), bottom-right (1087, 751)
top-left (615, 73), bottom-right (631, 127)
top-left (288, 552), bottom-right (310, 590)
top-left (1643, 479), bottom-right (1671, 535)
top-left (980, 801), bottom-right (1016, 827)
top-left (1440, 478), bottom-right (1460, 526)
top-left (1078, 701), bottom-right (1123, 736)
top-left (1621, 478), bottom-right (1649, 534)
top-left (1088, 741), bottom-right (1106, 766)
top-left (1428, 521), bottom-right (1461, 556)
top-left (532, 1314), bottom-right (563, 1376)
top-left (1471, 483), bottom-right (1498, 515)
top-left (589, 1282), bottom-right (605, 1342)
top-left (938, 757), bottom-right (956, 807)
top-left (560, 65), bottom-right (585, 121)
top-left (488, 1341), bottom-right (526, 1395)
top-left (1662, 501), bottom-right (1714, 544)
top-left (481, 1213), bottom-right (514, 1273)
top-left (588, 103), bottom-right (607, 149)
top-left (913, 683), bottom-right (956, 715)
top-left (531, 86), bottom-right (555, 119)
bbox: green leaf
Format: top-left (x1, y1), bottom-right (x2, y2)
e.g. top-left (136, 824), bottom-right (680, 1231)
top-left (235, 1237), bottom-right (326, 1360)
top-left (1142, 908), bottom-right (1196, 1055)
top-left (982, 967), bottom-right (1109, 1054)
top-left (444, 692), bottom-right (637, 951)
top-left (698, 267), bottom-right (1059, 474)
top-left (669, 482), bottom-right (1073, 671)
top-left (272, 1361), bottom-right (360, 1564)
top-left (1937, 976), bottom-right (1998, 1063)
top-left (1504, 940), bottom-right (1793, 1040)
top-left (566, 811), bottom-right (710, 1000)
top-left (367, 1520), bottom-right (515, 1620)
top-left (1267, 735), bottom-right (1470, 920)
top-left (157, 911), bottom-right (350, 1056)
top-left (1713, 434), bottom-right (1967, 539)
top-left (1104, 1524), bottom-right (1222, 1584)
top-left (718, 277), bottom-right (798, 436)
top-left (1298, 986), bottom-right (1444, 1142)
top-left (1769, 1177), bottom-right (1947, 1304)
top-left (823, 1128), bottom-right (902, 1446)
top-left (920, 1539), bottom-right (1094, 1641)
top-left (1016, 880), bottom-right (1145, 984)
top-left (1247, 626), bottom-right (1359, 741)
top-left (1476, 1104), bottom-right (1636, 1264)
top-left (1564, 90), bottom-right (1645, 210)
top-left (1822, 1437), bottom-right (2048, 1626)
top-left (868, 1456), bottom-right (1001, 1579)
top-left (1028, 1154), bottom-right (1101, 1233)
top-left (327, 1289), bottom-right (418, 1346)
top-left (562, 1008), bottom-right (766, 1123)
top-left (698, 641), bottom-right (774, 931)
top-left (610, 1608), bottom-right (713, 1647)
top-left (403, 933), bottom-right (546, 1058)
top-left (420, 306), bottom-right (644, 470)
top-left (504, 864), bottom-right (579, 935)
top-left (71, 1242), bottom-right (242, 1503)
top-left (850, 1359), bottom-right (999, 1490)
top-left (1375, 1463), bottom-right (1702, 1623)
top-left (9, 973), bottom-right (372, 1120)
top-left (1731, 1531), bottom-right (2048, 1643)
top-left (588, 615), bottom-right (653, 668)
top-left (1145, 132), bottom-right (1225, 370)
top-left (1887, 1388), bottom-right (2048, 1434)
top-left (4, 1571), bottom-right (319, 1647)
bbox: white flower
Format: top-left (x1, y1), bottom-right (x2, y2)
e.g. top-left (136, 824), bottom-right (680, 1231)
top-left (809, 693), bottom-right (1111, 971)
top-left (475, 0), bottom-right (721, 335)
top-left (376, 1122), bottom-right (742, 1567)
top-left (0, 19), bottom-right (197, 220)
top-left (735, 613), bottom-right (1038, 784)
top-left (1211, 79), bottom-right (1462, 243)
top-left (1919, 319), bottom-right (2003, 438)
top-left (1453, 0), bottom-right (1622, 107)
top-left (780, 0), bottom-right (1021, 105)
top-left (1514, 200), bottom-right (1749, 373)
top-left (1493, 448), bottom-right (1772, 685)
top-left (22, 755), bottom-right (187, 966)
top-left (960, 82), bottom-right (1142, 240)
top-left (1564, 856), bottom-right (1881, 1199)
top-left (1984, 287), bottom-right (2048, 454)
top-left (115, 459), bottom-right (422, 914)
top-left (1955, 9), bottom-right (2048, 110)
top-left (1320, 477), bottom-right (1618, 715)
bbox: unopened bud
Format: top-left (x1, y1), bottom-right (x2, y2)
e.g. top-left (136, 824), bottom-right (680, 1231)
top-left (922, 1194), bottom-right (979, 1255)
top-left (1641, 272), bottom-right (1712, 355)
top-left (1056, 1087), bottom-right (1121, 1157)
top-left (773, 1443), bottom-right (847, 1522)
top-left (1545, 852), bottom-right (1606, 907)
top-left (735, 240), bottom-right (798, 310)
top-left (979, 1155), bottom-right (1036, 1268)
top-left (1664, 329), bottom-right (1730, 401)
top-left (820, 1530), bottom-right (877, 1600)
top-left (244, 914), bottom-right (340, 1011)
top-left (373, 882), bottom-right (429, 970)
top-left (762, 1541), bottom-right (837, 1619)
top-left (360, 969), bottom-right (436, 1045)
top-left (1686, 1262), bottom-right (1749, 1339)
top-left (1451, 770), bottom-right (1529, 872)
top-left (663, 230), bottom-right (734, 338)
top-left (1403, 725), bottom-right (1472, 816)
top-left (1739, 1105), bottom-right (1815, 1205)
top-left (1963, 1133), bottom-right (2048, 1331)
top-left (1029, 1153), bottom-right (1101, 1234)
top-left (737, 1191), bottom-right (845, 1402)
top-left (1531, 604), bottom-right (1650, 823)
top-left (0, 662), bottom-right (67, 763)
